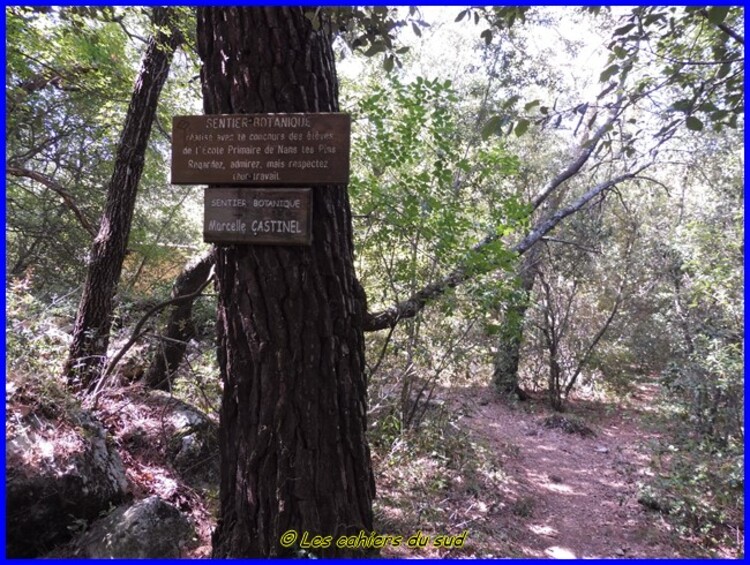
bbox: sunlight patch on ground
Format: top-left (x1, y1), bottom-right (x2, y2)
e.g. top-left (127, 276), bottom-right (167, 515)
top-left (544, 545), bottom-right (577, 558)
top-left (529, 524), bottom-right (559, 537)
top-left (542, 482), bottom-right (577, 494)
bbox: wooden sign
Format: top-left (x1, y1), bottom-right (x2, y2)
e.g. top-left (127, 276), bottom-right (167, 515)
top-left (172, 113), bottom-right (350, 185)
top-left (204, 187), bottom-right (312, 245)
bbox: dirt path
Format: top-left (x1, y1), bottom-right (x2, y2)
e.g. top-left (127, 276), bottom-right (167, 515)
top-left (459, 384), bottom-right (683, 558)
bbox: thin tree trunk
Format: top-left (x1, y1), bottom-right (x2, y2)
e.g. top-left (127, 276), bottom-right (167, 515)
top-left (492, 245), bottom-right (539, 399)
top-left (63, 8), bottom-right (182, 390)
top-left (197, 7), bottom-right (374, 557)
top-left (143, 251), bottom-right (214, 391)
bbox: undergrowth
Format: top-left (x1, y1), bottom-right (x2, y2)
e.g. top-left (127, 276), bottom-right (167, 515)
top-left (6, 278), bottom-right (78, 418)
top-left (638, 360), bottom-right (744, 557)
top-left (369, 400), bottom-right (512, 557)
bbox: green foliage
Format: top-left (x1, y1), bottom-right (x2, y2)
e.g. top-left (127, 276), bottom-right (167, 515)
top-left (6, 6), bottom-right (202, 297)
top-left (6, 275), bottom-right (78, 413)
top-left (6, 7), bottom-right (139, 293)
top-left (598, 6), bottom-right (744, 135)
top-left (314, 6), bottom-right (429, 71)
top-left (351, 74), bottom-right (522, 310)
top-left (643, 363), bottom-right (743, 552)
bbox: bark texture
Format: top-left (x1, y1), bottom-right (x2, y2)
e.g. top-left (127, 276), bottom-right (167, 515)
top-left (144, 251), bottom-right (214, 391)
top-left (492, 246), bottom-right (539, 398)
top-left (64, 8), bottom-right (182, 389)
top-left (197, 7), bottom-right (374, 557)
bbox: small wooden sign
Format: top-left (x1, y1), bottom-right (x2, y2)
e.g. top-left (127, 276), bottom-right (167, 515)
top-left (172, 113), bottom-right (350, 185)
top-left (204, 187), bottom-right (312, 245)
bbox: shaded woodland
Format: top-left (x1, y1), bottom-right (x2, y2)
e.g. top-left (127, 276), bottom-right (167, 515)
top-left (6, 6), bottom-right (744, 558)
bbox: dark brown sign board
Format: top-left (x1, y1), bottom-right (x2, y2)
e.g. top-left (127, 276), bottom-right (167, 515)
top-left (172, 113), bottom-right (350, 185)
top-left (204, 187), bottom-right (312, 245)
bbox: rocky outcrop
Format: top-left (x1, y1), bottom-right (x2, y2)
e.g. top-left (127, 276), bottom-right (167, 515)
top-left (166, 398), bottom-right (219, 490)
top-left (72, 496), bottom-right (194, 558)
top-left (6, 410), bottom-right (129, 557)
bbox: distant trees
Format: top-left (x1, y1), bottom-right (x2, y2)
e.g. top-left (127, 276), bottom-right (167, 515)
top-left (6, 7), bottom-right (135, 292)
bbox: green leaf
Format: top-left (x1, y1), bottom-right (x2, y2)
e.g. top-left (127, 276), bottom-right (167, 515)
top-left (717, 62), bottom-right (732, 78)
top-left (502, 94), bottom-right (520, 109)
top-left (613, 23), bottom-right (636, 36)
top-left (480, 29), bottom-right (493, 45)
top-left (383, 54), bottom-right (394, 72)
top-left (363, 42), bottom-right (385, 57)
top-left (685, 116), bottom-right (703, 131)
top-left (706, 6), bottom-right (730, 26)
top-left (599, 64), bottom-right (620, 83)
top-left (524, 99), bottom-right (540, 112)
top-left (514, 119), bottom-right (530, 137)
top-left (412, 22), bottom-right (421, 37)
top-left (671, 98), bottom-right (692, 112)
top-left (455, 9), bottom-right (468, 22)
top-left (698, 101), bottom-right (719, 113)
top-left (481, 115), bottom-right (503, 139)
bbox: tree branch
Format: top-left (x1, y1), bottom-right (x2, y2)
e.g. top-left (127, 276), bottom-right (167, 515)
top-left (699, 9), bottom-right (744, 46)
top-left (363, 165), bottom-right (649, 332)
top-left (90, 275), bottom-right (214, 402)
top-left (7, 166), bottom-right (97, 237)
top-left (530, 99), bottom-right (623, 211)
top-left (564, 276), bottom-right (626, 398)
top-left (541, 236), bottom-right (599, 254)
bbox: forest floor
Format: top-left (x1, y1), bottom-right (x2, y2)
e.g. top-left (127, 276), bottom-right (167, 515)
top-left (17, 374), bottom-right (729, 558)
top-left (374, 382), bottom-right (709, 558)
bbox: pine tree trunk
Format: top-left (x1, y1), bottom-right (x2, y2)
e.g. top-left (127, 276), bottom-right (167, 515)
top-left (197, 7), bottom-right (374, 557)
top-left (64, 8), bottom-right (182, 390)
top-left (144, 251), bottom-right (214, 391)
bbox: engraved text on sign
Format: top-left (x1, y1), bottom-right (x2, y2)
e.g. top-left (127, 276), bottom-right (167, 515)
top-left (204, 187), bottom-right (312, 245)
top-left (172, 114), bottom-right (350, 185)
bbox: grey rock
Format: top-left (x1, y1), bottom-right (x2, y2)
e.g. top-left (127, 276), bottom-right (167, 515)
top-left (73, 496), bottom-right (194, 558)
top-left (162, 397), bottom-right (219, 490)
top-left (6, 410), bottom-right (128, 557)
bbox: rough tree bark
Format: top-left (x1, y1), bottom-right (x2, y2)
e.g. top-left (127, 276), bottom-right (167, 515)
top-left (63, 8), bottom-right (182, 390)
top-left (197, 7), bottom-right (374, 557)
top-left (143, 250), bottom-right (214, 391)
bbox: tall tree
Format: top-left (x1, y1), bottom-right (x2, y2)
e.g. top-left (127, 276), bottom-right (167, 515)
top-left (63, 7), bottom-right (183, 389)
top-left (196, 7), bottom-right (374, 557)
